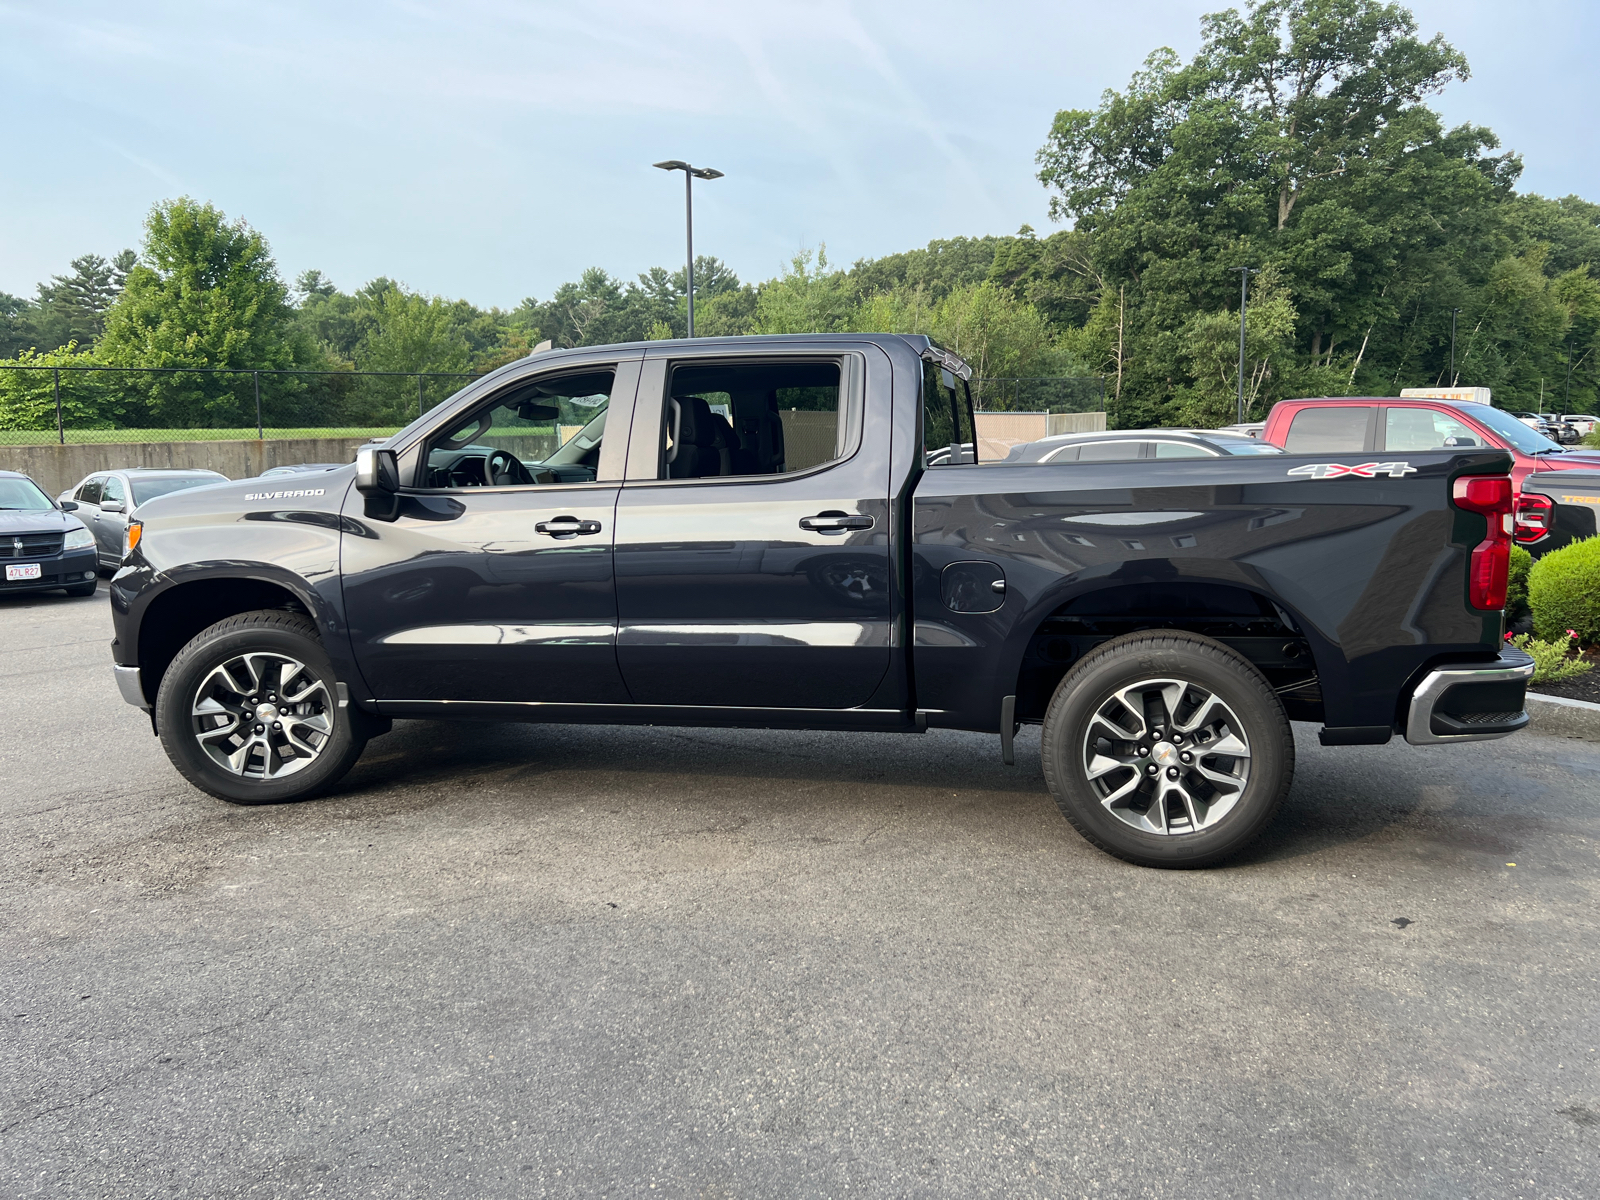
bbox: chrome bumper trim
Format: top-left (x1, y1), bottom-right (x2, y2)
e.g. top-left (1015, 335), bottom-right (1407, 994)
top-left (113, 665), bottom-right (147, 710)
top-left (1404, 653), bottom-right (1535, 746)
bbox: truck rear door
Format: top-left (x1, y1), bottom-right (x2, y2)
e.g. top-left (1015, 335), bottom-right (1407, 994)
top-left (610, 346), bottom-right (895, 710)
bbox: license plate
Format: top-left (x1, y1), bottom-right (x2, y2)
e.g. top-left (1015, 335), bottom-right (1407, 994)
top-left (5, 563), bottom-right (42, 581)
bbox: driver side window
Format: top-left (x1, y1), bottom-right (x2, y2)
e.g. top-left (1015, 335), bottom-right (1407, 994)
top-left (424, 369), bottom-right (615, 489)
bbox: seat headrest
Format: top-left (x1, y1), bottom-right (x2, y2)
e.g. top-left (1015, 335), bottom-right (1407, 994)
top-left (674, 395), bottom-right (720, 446)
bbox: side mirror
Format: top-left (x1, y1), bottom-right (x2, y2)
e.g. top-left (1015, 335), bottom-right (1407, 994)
top-left (100, 499), bottom-right (126, 514)
top-left (59, 500), bottom-right (78, 512)
top-left (355, 446), bottom-right (401, 496)
top-left (1443, 436), bottom-right (1480, 448)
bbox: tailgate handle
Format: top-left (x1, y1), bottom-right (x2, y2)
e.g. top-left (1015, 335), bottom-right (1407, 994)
top-left (799, 511), bottom-right (873, 534)
top-left (535, 516), bottom-right (603, 538)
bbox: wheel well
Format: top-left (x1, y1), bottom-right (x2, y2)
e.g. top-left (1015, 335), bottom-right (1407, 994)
top-left (1013, 581), bottom-right (1321, 723)
top-left (137, 578), bottom-right (312, 705)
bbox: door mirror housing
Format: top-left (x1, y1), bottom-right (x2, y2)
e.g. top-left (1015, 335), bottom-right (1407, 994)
top-left (99, 499), bottom-right (126, 514)
top-left (59, 499), bottom-right (78, 512)
top-left (355, 445), bottom-right (401, 495)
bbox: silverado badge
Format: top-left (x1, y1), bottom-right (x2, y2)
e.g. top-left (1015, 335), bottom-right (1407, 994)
top-left (1286, 462), bottom-right (1417, 479)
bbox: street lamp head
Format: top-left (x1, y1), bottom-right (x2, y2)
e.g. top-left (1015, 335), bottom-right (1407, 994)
top-left (653, 160), bottom-right (723, 180)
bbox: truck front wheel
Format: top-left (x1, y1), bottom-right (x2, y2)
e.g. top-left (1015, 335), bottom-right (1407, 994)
top-left (1040, 631), bottom-right (1294, 868)
top-left (156, 610), bottom-right (369, 805)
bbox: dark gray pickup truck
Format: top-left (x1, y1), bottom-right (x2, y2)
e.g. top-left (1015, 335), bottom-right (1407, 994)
top-left (109, 334), bottom-right (1533, 867)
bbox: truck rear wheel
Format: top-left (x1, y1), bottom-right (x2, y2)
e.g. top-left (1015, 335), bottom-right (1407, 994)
top-left (1040, 631), bottom-right (1294, 868)
top-left (156, 610), bottom-right (368, 805)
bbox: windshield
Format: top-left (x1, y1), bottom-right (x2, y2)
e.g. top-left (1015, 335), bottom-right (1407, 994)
top-left (1464, 404), bottom-right (1563, 453)
top-left (132, 476), bottom-right (223, 506)
top-left (0, 478), bottom-right (52, 509)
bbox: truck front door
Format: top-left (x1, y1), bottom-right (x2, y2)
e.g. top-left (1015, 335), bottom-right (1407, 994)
top-left (611, 349), bottom-right (894, 710)
top-left (341, 359), bottom-right (640, 706)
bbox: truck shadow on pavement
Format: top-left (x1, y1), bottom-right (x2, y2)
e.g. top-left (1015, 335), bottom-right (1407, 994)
top-left (332, 718), bottom-right (1581, 869)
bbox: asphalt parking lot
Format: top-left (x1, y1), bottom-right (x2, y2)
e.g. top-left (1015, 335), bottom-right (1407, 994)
top-left (3, 588), bottom-right (1598, 1198)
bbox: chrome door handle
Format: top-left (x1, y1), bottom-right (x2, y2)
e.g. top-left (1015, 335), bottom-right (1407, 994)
top-left (535, 516), bottom-right (603, 538)
top-left (799, 511), bottom-right (874, 534)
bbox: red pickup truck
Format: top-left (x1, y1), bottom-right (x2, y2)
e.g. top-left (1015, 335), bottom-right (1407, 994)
top-left (1261, 396), bottom-right (1600, 546)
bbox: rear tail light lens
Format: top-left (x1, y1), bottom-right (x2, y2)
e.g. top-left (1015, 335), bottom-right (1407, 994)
top-left (1514, 492), bottom-right (1553, 544)
top-left (1452, 475), bottom-right (1513, 610)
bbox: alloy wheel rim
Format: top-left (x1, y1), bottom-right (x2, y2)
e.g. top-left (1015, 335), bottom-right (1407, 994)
top-left (190, 652), bottom-right (333, 780)
top-left (1078, 677), bottom-right (1252, 835)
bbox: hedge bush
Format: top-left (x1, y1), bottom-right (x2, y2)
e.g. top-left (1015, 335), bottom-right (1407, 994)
top-left (1529, 536), bottom-right (1600, 646)
top-left (1506, 545), bottom-right (1533, 628)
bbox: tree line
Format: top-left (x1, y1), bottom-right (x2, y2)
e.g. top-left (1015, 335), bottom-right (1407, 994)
top-left (4, 0), bottom-right (1598, 433)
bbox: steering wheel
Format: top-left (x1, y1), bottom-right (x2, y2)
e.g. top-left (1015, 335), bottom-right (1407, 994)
top-left (482, 449), bottom-right (534, 487)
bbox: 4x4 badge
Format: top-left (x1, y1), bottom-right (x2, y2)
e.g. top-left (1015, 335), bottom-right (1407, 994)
top-left (1287, 462), bottom-right (1417, 479)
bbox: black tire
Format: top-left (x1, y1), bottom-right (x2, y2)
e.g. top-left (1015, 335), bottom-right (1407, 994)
top-left (156, 609), bottom-right (368, 805)
top-left (1040, 630), bottom-right (1294, 868)
top-left (65, 580), bottom-right (97, 597)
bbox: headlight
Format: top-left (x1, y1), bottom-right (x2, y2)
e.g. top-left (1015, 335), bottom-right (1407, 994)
top-left (124, 519), bottom-right (143, 559)
top-left (64, 527), bottom-right (95, 551)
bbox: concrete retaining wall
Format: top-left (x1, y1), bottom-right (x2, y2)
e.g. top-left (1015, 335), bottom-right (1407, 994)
top-left (0, 438), bottom-right (377, 497)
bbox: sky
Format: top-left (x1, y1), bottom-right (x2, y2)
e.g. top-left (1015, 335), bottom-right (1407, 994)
top-left (3, 0), bottom-right (1598, 310)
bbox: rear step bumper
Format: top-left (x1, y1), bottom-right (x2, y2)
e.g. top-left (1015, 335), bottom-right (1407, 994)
top-left (1404, 647), bottom-right (1536, 745)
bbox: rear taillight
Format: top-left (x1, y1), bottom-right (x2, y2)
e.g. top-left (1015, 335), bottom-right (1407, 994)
top-left (1514, 491), bottom-right (1553, 544)
top-left (1453, 475), bottom-right (1513, 610)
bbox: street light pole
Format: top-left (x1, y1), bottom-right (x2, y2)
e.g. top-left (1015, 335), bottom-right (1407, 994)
top-left (1236, 267), bottom-right (1255, 425)
top-left (1565, 339), bottom-right (1573, 415)
top-left (653, 160), bottom-right (724, 338)
top-left (1450, 307), bottom-right (1461, 386)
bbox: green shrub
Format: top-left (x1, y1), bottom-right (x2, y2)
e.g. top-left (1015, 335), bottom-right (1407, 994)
top-left (1529, 536), bottom-right (1600, 645)
top-left (1506, 545), bottom-right (1533, 627)
top-left (1507, 632), bottom-right (1593, 684)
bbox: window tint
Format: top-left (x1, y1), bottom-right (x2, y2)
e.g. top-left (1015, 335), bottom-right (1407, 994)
top-left (1384, 407), bottom-right (1478, 451)
top-left (425, 369), bottom-right (614, 488)
top-left (76, 477), bottom-right (103, 505)
top-left (663, 360), bottom-right (845, 479)
top-left (1153, 441), bottom-right (1215, 459)
top-left (100, 475), bottom-right (126, 504)
top-left (1039, 444), bottom-right (1081, 463)
top-left (132, 477), bottom-right (223, 506)
top-left (1078, 440), bottom-right (1147, 462)
top-left (922, 360), bottom-right (976, 467)
top-left (1285, 406), bottom-right (1371, 452)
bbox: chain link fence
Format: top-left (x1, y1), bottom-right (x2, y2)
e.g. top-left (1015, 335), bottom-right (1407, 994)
top-left (971, 376), bottom-right (1104, 414)
top-left (0, 365), bottom-right (486, 446)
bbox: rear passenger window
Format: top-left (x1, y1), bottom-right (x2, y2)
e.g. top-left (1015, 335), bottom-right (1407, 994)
top-left (662, 360), bottom-right (855, 479)
top-left (76, 477), bottom-right (103, 505)
top-left (1285, 407), bottom-right (1372, 453)
top-left (1078, 440), bottom-right (1147, 462)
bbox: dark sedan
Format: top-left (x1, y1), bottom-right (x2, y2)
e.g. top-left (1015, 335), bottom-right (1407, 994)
top-left (0, 471), bottom-right (100, 598)
top-left (1003, 428), bottom-right (1287, 463)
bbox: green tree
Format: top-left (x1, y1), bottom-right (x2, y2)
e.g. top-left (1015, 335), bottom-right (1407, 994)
top-left (98, 198), bottom-right (308, 427)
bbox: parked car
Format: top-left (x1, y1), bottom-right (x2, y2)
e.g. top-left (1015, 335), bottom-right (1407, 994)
top-left (110, 334), bottom-right (1533, 869)
top-left (1003, 428), bottom-right (1285, 463)
top-left (257, 464), bottom-right (346, 478)
top-left (0, 470), bottom-right (100, 597)
top-left (1515, 469), bottom-right (1600, 555)
top-left (1261, 396), bottom-right (1600, 490)
top-left (1217, 422), bottom-right (1266, 438)
top-left (1562, 414), bottom-right (1597, 439)
top-left (58, 469), bottom-right (227, 572)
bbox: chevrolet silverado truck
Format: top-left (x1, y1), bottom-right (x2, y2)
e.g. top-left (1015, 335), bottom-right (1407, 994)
top-left (109, 334), bottom-right (1534, 868)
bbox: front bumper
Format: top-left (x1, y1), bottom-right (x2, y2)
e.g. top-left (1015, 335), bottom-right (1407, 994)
top-left (0, 549), bottom-right (99, 594)
top-left (1404, 648), bottom-right (1536, 745)
top-left (113, 665), bottom-right (148, 710)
